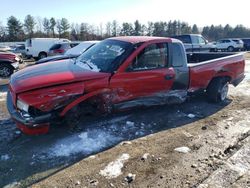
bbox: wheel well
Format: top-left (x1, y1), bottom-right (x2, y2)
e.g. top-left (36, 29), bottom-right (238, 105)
top-left (39, 51), bottom-right (47, 56)
top-left (0, 62), bottom-right (14, 69)
top-left (206, 76), bottom-right (231, 90)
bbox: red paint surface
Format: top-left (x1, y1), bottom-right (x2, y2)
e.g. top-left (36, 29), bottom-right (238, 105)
top-left (16, 122), bottom-right (50, 135)
top-left (0, 52), bottom-right (18, 62)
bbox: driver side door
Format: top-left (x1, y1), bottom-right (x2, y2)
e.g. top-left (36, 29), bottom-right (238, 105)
top-left (110, 42), bottom-right (175, 108)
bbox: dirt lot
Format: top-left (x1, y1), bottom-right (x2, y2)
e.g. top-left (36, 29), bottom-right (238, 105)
top-left (0, 56), bottom-right (250, 188)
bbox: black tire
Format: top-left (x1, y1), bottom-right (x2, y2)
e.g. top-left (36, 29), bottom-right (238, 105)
top-left (206, 77), bottom-right (229, 103)
top-left (227, 46), bottom-right (234, 52)
top-left (38, 52), bottom-right (47, 60)
top-left (0, 63), bottom-right (14, 78)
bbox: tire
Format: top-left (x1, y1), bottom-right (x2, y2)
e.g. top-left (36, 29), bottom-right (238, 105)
top-left (206, 77), bottom-right (229, 103)
top-left (0, 63), bottom-right (14, 78)
top-left (38, 52), bottom-right (47, 60)
top-left (227, 46), bottom-right (234, 52)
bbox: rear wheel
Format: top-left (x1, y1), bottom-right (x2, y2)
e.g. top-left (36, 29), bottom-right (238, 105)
top-left (38, 52), bottom-right (47, 60)
top-left (0, 63), bottom-right (14, 78)
top-left (206, 77), bottom-right (229, 103)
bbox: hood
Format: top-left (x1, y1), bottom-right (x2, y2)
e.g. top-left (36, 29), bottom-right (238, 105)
top-left (10, 59), bottom-right (111, 93)
top-left (0, 51), bottom-right (17, 61)
top-left (36, 54), bottom-right (77, 64)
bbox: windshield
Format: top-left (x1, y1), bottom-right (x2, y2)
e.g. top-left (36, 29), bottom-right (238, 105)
top-left (75, 39), bottom-right (132, 72)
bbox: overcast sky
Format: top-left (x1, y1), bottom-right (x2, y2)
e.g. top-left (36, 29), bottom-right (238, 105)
top-left (0, 0), bottom-right (249, 27)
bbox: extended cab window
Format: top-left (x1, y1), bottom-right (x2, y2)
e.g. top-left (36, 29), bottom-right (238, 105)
top-left (129, 43), bottom-right (168, 71)
top-left (171, 43), bottom-right (186, 67)
top-left (198, 37), bottom-right (206, 44)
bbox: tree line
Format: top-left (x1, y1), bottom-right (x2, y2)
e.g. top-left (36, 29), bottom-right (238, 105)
top-left (0, 15), bottom-right (250, 42)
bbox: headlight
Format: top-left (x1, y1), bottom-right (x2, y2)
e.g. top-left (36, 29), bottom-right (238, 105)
top-left (15, 57), bottom-right (20, 61)
top-left (17, 99), bottom-right (29, 112)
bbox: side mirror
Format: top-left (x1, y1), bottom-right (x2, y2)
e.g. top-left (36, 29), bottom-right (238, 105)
top-left (126, 65), bottom-right (134, 72)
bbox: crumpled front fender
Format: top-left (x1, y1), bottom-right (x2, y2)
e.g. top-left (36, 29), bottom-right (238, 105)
top-left (18, 82), bottom-right (85, 112)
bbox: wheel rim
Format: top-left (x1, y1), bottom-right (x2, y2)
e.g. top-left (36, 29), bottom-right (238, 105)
top-left (40, 54), bottom-right (46, 59)
top-left (0, 66), bottom-right (11, 77)
top-left (220, 83), bottom-right (229, 101)
top-left (228, 47), bottom-right (233, 52)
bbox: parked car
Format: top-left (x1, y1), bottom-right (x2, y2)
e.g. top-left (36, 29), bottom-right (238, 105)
top-left (35, 41), bottom-right (99, 64)
top-left (10, 44), bottom-right (26, 57)
top-left (25, 38), bottom-right (70, 60)
top-left (214, 39), bottom-right (244, 52)
top-left (0, 52), bottom-right (22, 77)
top-left (171, 34), bottom-right (216, 52)
top-left (7, 36), bottom-right (245, 135)
top-left (48, 42), bottom-right (79, 56)
top-left (241, 38), bottom-right (250, 51)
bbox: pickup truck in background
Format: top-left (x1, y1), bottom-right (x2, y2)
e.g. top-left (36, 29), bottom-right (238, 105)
top-left (7, 36), bottom-right (245, 135)
top-left (0, 52), bottom-right (22, 77)
top-left (171, 34), bottom-right (216, 52)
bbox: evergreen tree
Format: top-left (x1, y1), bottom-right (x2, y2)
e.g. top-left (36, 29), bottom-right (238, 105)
top-left (192, 24), bottom-right (199, 34)
top-left (50, 17), bottom-right (56, 37)
top-left (120, 22), bottom-right (133, 36)
top-left (60, 18), bottom-right (70, 38)
top-left (7, 16), bottom-right (23, 41)
top-left (43, 18), bottom-right (50, 36)
top-left (24, 14), bottom-right (36, 37)
top-left (133, 20), bottom-right (142, 36)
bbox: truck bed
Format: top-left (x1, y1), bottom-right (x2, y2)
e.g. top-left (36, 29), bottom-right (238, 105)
top-left (187, 52), bottom-right (245, 92)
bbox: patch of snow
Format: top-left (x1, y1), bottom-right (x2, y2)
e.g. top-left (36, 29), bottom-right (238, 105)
top-left (88, 155), bottom-right (96, 159)
top-left (0, 91), bottom-right (7, 102)
top-left (3, 181), bottom-right (20, 188)
top-left (1, 154), bottom-right (10, 160)
top-left (100, 153), bottom-right (130, 179)
top-left (174, 146), bottom-right (191, 153)
top-left (126, 121), bottom-right (135, 126)
top-left (49, 130), bottom-right (122, 157)
top-left (187, 114), bottom-right (196, 118)
top-left (141, 153), bottom-right (150, 160)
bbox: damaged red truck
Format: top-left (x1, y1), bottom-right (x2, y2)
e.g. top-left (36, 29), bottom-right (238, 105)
top-left (7, 36), bottom-right (245, 135)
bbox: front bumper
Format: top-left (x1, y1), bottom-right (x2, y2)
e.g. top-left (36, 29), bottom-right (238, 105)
top-left (7, 92), bottom-right (53, 134)
top-left (11, 62), bottom-right (19, 70)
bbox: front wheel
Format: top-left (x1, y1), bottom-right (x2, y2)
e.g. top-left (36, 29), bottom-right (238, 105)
top-left (227, 46), bottom-right (234, 52)
top-left (206, 78), bottom-right (229, 103)
top-left (0, 63), bottom-right (14, 78)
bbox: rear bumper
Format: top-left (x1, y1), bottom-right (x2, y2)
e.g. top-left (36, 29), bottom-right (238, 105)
top-left (7, 92), bottom-right (53, 134)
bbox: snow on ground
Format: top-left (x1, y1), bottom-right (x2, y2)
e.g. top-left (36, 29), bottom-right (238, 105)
top-left (174, 146), bottom-right (191, 153)
top-left (99, 153), bottom-right (130, 179)
top-left (0, 154), bottom-right (10, 161)
top-left (42, 118), bottom-right (154, 159)
top-left (0, 91), bottom-right (7, 102)
top-left (49, 129), bottom-right (123, 157)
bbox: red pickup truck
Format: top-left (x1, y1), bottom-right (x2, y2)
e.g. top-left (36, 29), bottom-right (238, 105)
top-left (7, 36), bottom-right (245, 135)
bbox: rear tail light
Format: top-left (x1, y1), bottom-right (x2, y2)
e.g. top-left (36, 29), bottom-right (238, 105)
top-left (53, 49), bottom-right (65, 53)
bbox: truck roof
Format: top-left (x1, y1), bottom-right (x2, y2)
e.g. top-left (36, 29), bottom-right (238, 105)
top-left (110, 36), bottom-right (173, 44)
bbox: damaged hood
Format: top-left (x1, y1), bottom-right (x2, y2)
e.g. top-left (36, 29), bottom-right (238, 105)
top-left (10, 59), bottom-right (111, 93)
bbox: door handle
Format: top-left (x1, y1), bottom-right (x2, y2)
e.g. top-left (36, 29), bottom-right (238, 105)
top-left (165, 75), bottom-right (174, 80)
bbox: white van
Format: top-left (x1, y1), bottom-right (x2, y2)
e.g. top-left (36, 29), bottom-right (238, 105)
top-left (25, 38), bottom-right (70, 60)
